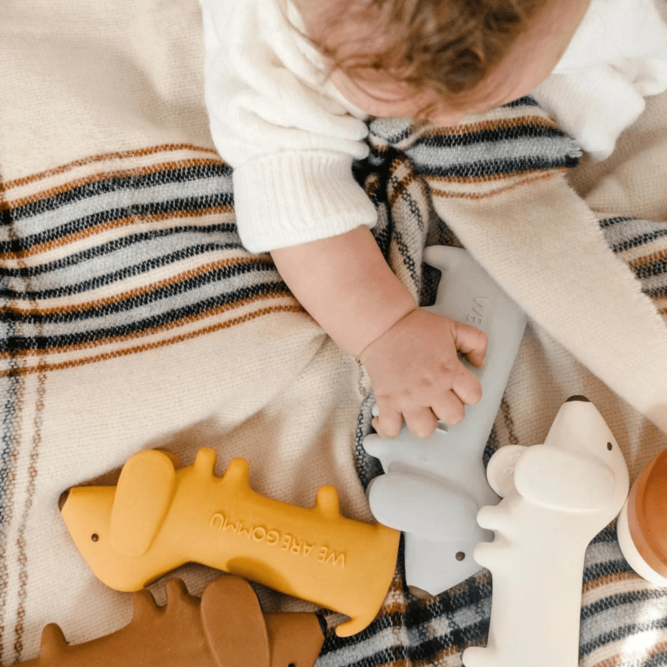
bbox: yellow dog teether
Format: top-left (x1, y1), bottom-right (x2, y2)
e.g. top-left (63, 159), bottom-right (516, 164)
top-left (60, 449), bottom-right (400, 637)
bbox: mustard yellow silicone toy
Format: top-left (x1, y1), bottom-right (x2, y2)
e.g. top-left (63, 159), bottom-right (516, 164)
top-left (60, 449), bottom-right (400, 637)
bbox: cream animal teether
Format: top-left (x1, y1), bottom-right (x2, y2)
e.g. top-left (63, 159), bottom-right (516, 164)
top-left (60, 449), bottom-right (400, 637)
top-left (363, 246), bottom-right (527, 596)
top-left (462, 397), bottom-right (629, 667)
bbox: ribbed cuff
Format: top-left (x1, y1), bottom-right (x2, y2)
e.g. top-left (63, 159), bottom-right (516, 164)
top-left (233, 150), bottom-right (377, 253)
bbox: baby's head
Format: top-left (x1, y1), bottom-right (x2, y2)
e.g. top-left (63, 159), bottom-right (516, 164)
top-left (296, 0), bottom-right (591, 124)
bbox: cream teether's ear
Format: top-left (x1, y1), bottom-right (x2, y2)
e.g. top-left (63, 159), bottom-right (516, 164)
top-left (486, 445), bottom-right (527, 497)
top-left (514, 445), bottom-right (615, 511)
top-left (110, 450), bottom-right (178, 556)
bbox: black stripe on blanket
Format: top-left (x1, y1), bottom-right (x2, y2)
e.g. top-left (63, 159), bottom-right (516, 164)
top-left (366, 97), bottom-right (582, 178)
top-left (0, 163), bottom-right (232, 225)
top-left (1, 281), bottom-right (288, 354)
top-left (600, 217), bottom-right (667, 310)
top-left (0, 195), bottom-right (232, 255)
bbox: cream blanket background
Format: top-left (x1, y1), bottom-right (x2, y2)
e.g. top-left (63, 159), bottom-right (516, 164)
top-left (1, 0), bottom-right (667, 665)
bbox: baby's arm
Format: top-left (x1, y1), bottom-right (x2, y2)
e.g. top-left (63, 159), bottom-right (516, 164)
top-left (272, 226), bottom-right (487, 439)
top-left (202, 0), bottom-right (486, 438)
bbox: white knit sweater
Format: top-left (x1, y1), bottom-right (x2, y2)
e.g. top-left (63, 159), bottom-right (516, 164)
top-left (534, 0), bottom-right (667, 161)
top-left (201, 0), bottom-right (376, 253)
top-left (201, 0), bottom-right (667, 253)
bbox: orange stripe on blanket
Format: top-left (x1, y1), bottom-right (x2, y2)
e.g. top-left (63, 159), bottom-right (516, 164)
top-left (0, 256), bottom-right (272, 316)
top-left (1, 157), bottom-right (225, 210)
top-left (627, 248), bottom-right (667, 269)
top-left (430, 171), bottom-right (562, 199)
top-left (421, 114), bottom-right (561, 138)
top-left (385, 155), bottom-right (431, 207)
top-left (363, 645), bottom-right (461, 667)
top-left (0, 290), bottom-right (297, 361)
top-left (590, 641), bottom-right (667, 667)
top-left (425, 168), bottom-right (566, 185)
top-left (0, 206), bottom-right (234, 261)
top-left (0, 304), bottom-right (304, 378)
top-left (582, 570), bottom-right (640, 594)
top-left (0, 144), bottom-right (220, 192)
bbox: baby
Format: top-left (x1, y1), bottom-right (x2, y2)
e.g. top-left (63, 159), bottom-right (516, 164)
top-left (201, 0), bottom-right (667, 439)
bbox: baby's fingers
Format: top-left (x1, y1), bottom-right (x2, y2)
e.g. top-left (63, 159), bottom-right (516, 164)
top-left (452, 363), bottom-right (483, 406)
top-left (453, 322), bottom-right (488, 369)
top-left (372, 402), bottom-right (403, 439)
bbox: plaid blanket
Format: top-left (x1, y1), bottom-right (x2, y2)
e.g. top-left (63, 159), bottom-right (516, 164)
top-left (2, 0), bottom-right (667, 665)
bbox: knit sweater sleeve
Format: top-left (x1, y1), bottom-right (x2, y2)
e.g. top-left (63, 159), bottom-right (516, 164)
top-left (533, 0), bottom-right (667, 161)
top-left (201, 0), bottom-right (377, 253)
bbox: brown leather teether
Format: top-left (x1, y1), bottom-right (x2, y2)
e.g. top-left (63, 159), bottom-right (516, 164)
top-left (17, 576), bottom-right (325, 667)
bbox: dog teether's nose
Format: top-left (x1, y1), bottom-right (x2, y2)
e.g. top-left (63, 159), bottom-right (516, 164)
top-left (565, 395), bottom-right (590, 403)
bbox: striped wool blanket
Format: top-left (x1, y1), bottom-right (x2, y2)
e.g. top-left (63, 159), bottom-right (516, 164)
top-left (2, 0), bottom-right (667, 666)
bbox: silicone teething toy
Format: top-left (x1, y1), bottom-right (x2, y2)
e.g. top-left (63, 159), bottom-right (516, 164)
top-left (60, 449), bottom-right (400, 637)
top-left (618, 450), bottom-right (667, 585)
top-left (462, 397), bottom-right (629, 667)
top-left (363, 245), bottom-right (527, 596)
top-left (17, 575), bottom-right (325, 667)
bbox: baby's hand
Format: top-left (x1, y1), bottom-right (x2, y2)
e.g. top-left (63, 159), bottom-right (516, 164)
top-left (359, 310), bottom-right (487, 439)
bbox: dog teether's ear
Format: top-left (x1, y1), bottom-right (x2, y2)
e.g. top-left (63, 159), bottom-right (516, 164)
top-left (514, 445), bottom-right (615, 511)
top-left (200, 576), bottom-right (270, 667)
top-left (110, 450), bottom-right (178, 556)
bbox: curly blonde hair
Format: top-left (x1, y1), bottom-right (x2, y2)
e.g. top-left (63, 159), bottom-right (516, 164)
top-left (313, 0), bottom-right (544, 98)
